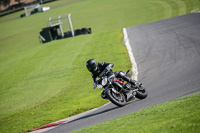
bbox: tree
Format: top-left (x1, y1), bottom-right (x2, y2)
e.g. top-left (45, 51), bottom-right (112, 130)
top-left (0, 0), bottom-right (11, 10)
top-left (16, 0), bottom-right (21, 4)
top-left (0, 0), bottom-right (2, 11)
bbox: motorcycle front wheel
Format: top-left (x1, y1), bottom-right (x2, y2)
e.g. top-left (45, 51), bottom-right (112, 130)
top-left (105, 89), bottom-right (126, 107)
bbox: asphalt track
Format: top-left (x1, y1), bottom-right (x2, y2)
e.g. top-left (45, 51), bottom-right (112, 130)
top-left (46, 13), bottom-right (200, 133)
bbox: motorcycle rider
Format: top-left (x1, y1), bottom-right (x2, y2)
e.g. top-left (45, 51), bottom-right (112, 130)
top-left (86, 59), bottom-right (138, 99)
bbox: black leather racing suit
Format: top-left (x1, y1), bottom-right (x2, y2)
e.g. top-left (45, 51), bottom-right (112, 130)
top-left (90, 62), bottom-right (137, 99)
top-left (91, 62), bottom-right (114, 83)
top-left (90, 62), bottom-right (137, 85)
top-left (90, 62), bottom-right (114, 99)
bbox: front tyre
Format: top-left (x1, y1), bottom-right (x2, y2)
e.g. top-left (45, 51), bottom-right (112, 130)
top-left (135, 85), bottom-right (148, 99)
top-left (105, 89), bottom-right (126, 107)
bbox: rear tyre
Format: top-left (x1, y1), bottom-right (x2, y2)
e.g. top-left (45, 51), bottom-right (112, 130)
top-left (105, 89), bottom-right (126, 107)
top-left (135, 86), bottom-right (148, 99)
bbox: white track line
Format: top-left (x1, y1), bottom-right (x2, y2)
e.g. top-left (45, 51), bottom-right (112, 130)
top-left (191, 8), bottom-right (200, 13)
top-left (123, 28), bottom-right (138, 81)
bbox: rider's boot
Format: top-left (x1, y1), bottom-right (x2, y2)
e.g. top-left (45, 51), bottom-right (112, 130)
top-left (123, 76), bottom-right (136, 85)
top-left (123, 76), bottom-right (142, 88)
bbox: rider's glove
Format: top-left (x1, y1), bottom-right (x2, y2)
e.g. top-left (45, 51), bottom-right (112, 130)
top-left (93, 83), bottom-right (97, 89)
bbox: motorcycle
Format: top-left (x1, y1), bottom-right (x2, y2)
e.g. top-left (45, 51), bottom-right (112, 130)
top-left (95, 64), bottom-right (148, 107)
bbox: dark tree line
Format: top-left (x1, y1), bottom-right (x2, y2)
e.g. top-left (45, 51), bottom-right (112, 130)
top-left (0, 0), bottom-right (23, 11)
top-left (0, 0), bottom-right (54, 11)
top-left (0, 0), bottom-right (11, 10)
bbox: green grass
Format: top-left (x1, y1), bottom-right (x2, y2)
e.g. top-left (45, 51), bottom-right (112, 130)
top-left (73, 93), bottom-right (200, 133)
top-left (0, 30), bottom-right (130, 133)
top-left (0, 0), bottom-right (200, 132)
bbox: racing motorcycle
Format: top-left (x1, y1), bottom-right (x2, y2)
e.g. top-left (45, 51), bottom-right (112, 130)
top-left (96, 64), bottom-right (148, 107)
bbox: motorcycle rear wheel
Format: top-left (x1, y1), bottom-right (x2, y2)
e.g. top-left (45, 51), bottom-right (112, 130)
top-left (135, 86), bottom-right (148, 99)
top-left (105, 89), bottom-right (126, 107)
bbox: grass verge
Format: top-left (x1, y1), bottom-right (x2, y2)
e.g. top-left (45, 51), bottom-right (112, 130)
top-left (0, 29), bottom-right (131, 133)
top-left (73, 93), bottom-right (200, 133)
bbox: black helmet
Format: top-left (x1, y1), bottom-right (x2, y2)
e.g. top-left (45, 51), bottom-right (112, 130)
top-left (86, 59), bottom-right (98, 72)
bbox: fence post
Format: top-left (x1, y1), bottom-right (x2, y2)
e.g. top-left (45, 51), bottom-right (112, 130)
top-left (58, 16), bottom-right (64, 37)
top-left (68, 13), bottom-right (74, 37)
top-left (49, 17), bottom-right (52, 26)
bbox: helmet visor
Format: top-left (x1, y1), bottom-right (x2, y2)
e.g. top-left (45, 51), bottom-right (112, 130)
top-left (87, 62), bottom-right (97, 72)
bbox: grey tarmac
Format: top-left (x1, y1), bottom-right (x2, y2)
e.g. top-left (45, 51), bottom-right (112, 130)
top-left (46, 13), bottom-right (200, 133)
